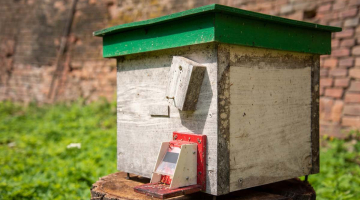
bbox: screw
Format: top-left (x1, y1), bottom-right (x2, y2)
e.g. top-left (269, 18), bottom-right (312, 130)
top-left (199, 171), bottom-right (202, 175)
top-left (174, 135), bottom-right (177, 140)
top-left (186, 177), bottom-right (189, 180)
top-left (193, 151), bottom-right (196, 154)
top-left (238, 178), bottom-right (243, 186)
top-left (179, 66), bottom-right (182, 70)
top-left (197, 139), bottom-right (201, 144)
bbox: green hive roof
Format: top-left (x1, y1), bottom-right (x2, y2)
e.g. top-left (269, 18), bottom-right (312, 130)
top-left (94, 4), bottom-right (341, 57)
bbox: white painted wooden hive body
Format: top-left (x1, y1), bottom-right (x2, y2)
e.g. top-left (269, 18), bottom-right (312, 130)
top-left (116, 43), bottom-right (320, 195)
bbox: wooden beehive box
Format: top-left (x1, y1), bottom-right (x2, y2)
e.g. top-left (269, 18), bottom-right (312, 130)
top-left (94, 4), bottom-right (341, 196)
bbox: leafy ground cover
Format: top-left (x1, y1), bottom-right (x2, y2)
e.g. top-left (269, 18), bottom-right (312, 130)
top-left (0, 100), bottom-right (359, 199)
top-left (0, 100), bottom-right (117, 199)
top-left (305, 132), bottom-right (360, 200)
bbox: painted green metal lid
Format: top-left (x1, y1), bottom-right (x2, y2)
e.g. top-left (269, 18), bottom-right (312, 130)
top-left (94, 4), bottom-right (341, 57)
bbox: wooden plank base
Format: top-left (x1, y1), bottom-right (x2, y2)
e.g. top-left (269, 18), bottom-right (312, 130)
top-left (134, 183), bottom-right (202, 199)
top-left (90, 172), bottom-right (315, 200)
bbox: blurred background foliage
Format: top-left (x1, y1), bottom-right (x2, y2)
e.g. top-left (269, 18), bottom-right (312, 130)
top-left (0, 100), bottom-right (359, 199)
top-left (305, 131), bottom-right (360, 200)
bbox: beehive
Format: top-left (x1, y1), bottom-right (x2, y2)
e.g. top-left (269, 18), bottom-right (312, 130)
top-left (94, 4), bottom-right (341, 195)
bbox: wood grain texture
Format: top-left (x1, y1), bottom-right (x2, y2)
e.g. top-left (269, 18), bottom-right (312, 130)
top-left (116, 42), bottom-right (319, 195)
top-left (170, 144), bottom-right (197, 189)
top-left (91, 172), bottom-right (316, 200)
top-left (149, 105), bottom-right (169, 117)
top-left (117, 43), bottom-right (219, 195)
top-left (166, 56), bottom-right (206, 111)
top-left (225, 44), bottom-right (315, 192)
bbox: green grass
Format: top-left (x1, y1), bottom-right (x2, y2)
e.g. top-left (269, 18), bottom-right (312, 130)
top-left (305, 132), bottom-right (360, 200)
top-left (0, 100), bottom-right (359, 199)
top-left (0, 99), bottom-right (117, 200)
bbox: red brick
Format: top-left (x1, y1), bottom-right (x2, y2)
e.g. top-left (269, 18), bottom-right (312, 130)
top-left (318, 3), bottom-right (332, 12)
top-left (331, 100), bottom-right (344, 122)
top-left (325, 88), bottom-right (344, 98)
top-left (320, 123), bottom-right (343, 138)
top-left (320, 87), bottom-right (325, 96)
top-left (342, 116), bottom-right (360, 128)
top-left (287, 11), bottom-right (303, 21)
top-left (355, 58), bottom-right (360, 67)
top-left (344, 18), bottom-right (359, 27)
top-left (54, 1), bottom-right (65, 11)
top-left (320, 97), bottom-right (334, 120)
top-left (280, 5), bottom-right (293, 14)
top-left (338, 57), bottom-right (354, 68)
top-left (331, 48), bottom-right (350, 57)
top-left (320, 69), bottom-right (328, 77)
top-left (320, 78), bottom-right (333, 87)
top-left (349, 68), bottom-right (360, 79)
top-left (331, 39), bottom-right (340, 48)
top-left (255, 2), bottom-right (273, 10)
top-left (333, 2), bottom-right (346, 10)
top-left (350, 0), bottom-right (360, 6)
top-left (340, 39), bottom-right (355, 47)
top-left (325, 12), bottom-right (340, 20)
top-left (349, 81), bottom-right (360, 92)
top-left (334, 78), bottom-right (350, 87)
top-left (329, 20), bottom-right (342, 27)
top-left (352, 46), bottom-right (360, 55)
top-left (345, 93), bottom-right (360, 103)
top-left (274, 0), bottom-right (287, 6)
top-left (323, 58), bottom-right (338, 68)
top-left (329, 68), bottom-right (348, 77)
top-left (343, 105), bottom-right (360, 116)
top-left (339, 8), bottom-right (358, 18)
top-left (335, 29), bottom-right (354, 39)
top-left (321, 55), bottom-right (330, 59)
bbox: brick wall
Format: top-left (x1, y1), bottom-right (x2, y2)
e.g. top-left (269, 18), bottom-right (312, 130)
top-left (0, 0), bottom-right (359, 135)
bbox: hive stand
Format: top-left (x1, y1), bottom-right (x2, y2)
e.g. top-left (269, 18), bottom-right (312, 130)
top-left (90, 172), bottom-right (316, 200)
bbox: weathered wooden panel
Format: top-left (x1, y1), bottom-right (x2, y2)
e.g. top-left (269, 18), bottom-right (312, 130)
top-left (225, 44), bottom-right (314, 192)
top-left (117, 43), bottom-right (219, 195)
top-left (166, 56), bottom-right (206, 111)
top-left (170, 144), bottom-right (197, 189)
top-left (216, 44), bottom-right (231, 195)
top-left (91, 172), bottom-right (317, 200)
top-left (149, 104), bottom-right (169, 117)
top-left (117, 42), bottom-right (319, 195)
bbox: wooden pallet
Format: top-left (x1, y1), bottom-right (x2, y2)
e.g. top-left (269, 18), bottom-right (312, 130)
top-left (90, 172), bottom-right (316, 200)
